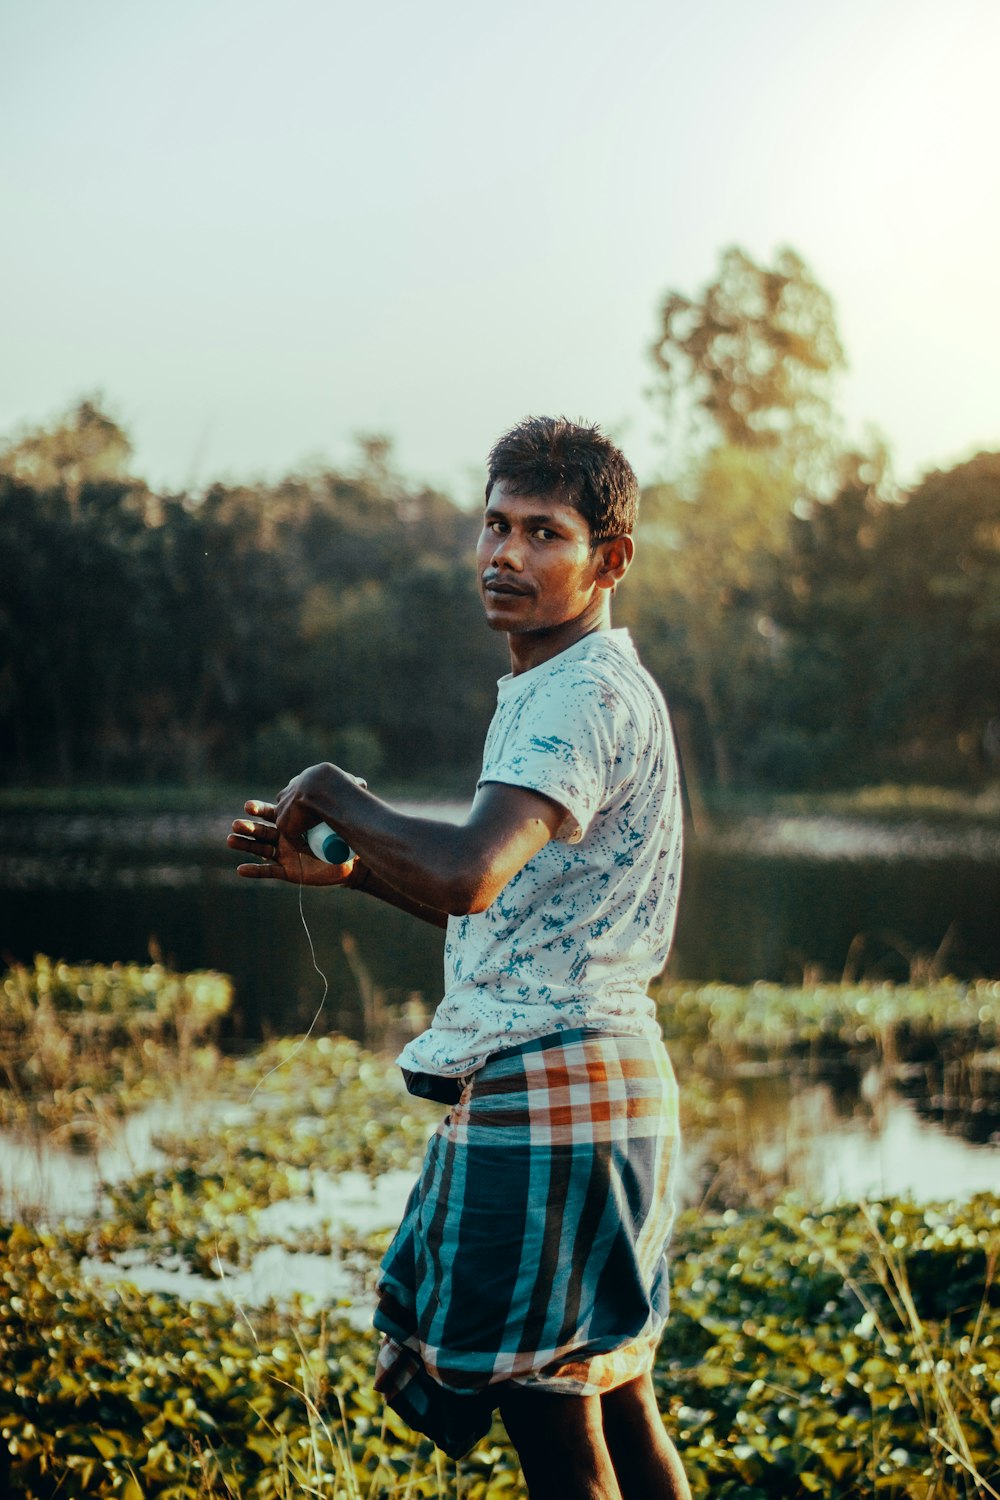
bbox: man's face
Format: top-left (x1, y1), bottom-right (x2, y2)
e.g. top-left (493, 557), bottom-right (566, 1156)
top-left (476, 481), bottom-right (603, 635)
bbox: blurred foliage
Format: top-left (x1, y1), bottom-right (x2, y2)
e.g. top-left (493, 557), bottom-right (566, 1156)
top-left (0, 397), bottom-right (133, 501)
top-left (761, 782), bottom-right (1000, 822)
top-left (640, 246), bottom-right (999, 791)
top-left (749, 450), bottom-right (1000, 790)
top-left (619, 446), bottom-right (799, 785)
top-left (0, 956), bottom-right (232, 1137)
top-left (0, 408), bottom-right (503, 791)
top-left (656, 978), bottom-right (1000, 1063)
top-left (3, 278), bottom-right (1000, 795)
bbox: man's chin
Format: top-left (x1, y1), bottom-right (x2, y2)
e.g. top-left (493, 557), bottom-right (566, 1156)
top-left (482, 614), bottom-right (548, 638)
top-left (482, 603), bottom-right (533, 633)
top-left (484, 616), bottom-right (527, 634)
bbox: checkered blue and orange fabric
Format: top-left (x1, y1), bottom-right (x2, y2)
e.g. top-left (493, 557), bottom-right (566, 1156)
top-left (373, 1027), bottom-right (681, 1457)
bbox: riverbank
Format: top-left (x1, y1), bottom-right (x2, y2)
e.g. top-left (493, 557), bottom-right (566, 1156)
top-left (705, 782), bottom-right (1000, 824)
top-left (0, 773), bottom-right (475, 816)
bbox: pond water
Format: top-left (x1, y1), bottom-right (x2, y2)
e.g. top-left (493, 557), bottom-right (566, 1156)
top-left (3, 804), bottom-right (999, 1044)
top-left (3, 800), bottom-right (999, 1282)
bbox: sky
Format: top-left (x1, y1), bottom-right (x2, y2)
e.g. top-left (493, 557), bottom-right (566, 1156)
top-left (2, 0), bottom-right (999, 504)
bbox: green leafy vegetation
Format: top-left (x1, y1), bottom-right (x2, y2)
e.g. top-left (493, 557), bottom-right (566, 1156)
top-left (2, 1203), bottom-right (997, 1497)
top-left (658, 1197), bottom-right (1000, 1499)
top-left (1, 964), bottom-right (999, 1495)
top-left (0, 1224), bottom-right (520, 1497)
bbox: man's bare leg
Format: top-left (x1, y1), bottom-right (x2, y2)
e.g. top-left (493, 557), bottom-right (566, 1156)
top-left (601, 1372), bottom-right (692, 1500)
top-left (498, 1387), bottom-right (622, 1500)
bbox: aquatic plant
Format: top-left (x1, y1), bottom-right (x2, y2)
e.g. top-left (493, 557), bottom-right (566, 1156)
top-left (2, 1197), bottom-right (998, 1497)
top-left (658, 1196), bottom-right (1000, 1498)
top-left (656, 978), bottom-right (999, 1064)
top-left (2, 970), bottom-right (998, 1495)
top-left (0, 956), bottom-right (232, 1138)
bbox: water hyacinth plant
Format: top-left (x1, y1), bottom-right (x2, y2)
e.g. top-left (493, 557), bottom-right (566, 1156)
top-left (0, 960), bottom-right (998, 1497)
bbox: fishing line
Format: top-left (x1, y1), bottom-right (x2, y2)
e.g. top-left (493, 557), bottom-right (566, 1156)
top-left (214, 851), bottom-right (333, 1356)
top-left (247, 854), bottom-right (330, 1102)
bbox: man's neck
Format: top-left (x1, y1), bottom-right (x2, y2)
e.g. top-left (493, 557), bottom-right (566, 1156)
top-left (506, 599), bottom-right (613, 677)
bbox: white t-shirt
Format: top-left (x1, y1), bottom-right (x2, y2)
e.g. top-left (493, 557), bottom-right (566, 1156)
top-left (397, 628), bottom-right (683, 1077)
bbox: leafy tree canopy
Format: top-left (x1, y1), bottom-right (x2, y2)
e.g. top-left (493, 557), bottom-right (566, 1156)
top-left (0, 397), bottom-right (133, 499)
top-left (649, 245), bottom-right (845, 483)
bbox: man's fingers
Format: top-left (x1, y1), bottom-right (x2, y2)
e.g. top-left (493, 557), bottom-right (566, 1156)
top-left (231, 818), bottom-right (276, 840)
top-left (244, 800), bottom-right (277, 819)
top-left (235, 861), bottom-right (287, 880)
top-left (228, 832), bottom-right (278, 858)
top-left (228, 842), bottom-right (276, 861)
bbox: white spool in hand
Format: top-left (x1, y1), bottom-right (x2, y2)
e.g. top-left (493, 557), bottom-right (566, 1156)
top-left (305, 823), bottom-right (354, 865)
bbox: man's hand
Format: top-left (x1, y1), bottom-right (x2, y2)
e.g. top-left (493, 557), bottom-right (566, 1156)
top-left (228, 800), bottom-right (355, 884)
top-left (273, 764), bottom-right (340, 842)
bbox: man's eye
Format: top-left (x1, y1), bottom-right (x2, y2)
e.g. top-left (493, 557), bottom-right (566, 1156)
top-left (535, 528), bottom-right (556, 540)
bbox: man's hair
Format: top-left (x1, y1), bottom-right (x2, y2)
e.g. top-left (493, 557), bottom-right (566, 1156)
top-left (485, 417), bottom-right (639, 542)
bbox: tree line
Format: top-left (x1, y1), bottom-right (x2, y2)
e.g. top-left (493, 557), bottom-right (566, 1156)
top-left (2, 248), bottom-right (998, 794)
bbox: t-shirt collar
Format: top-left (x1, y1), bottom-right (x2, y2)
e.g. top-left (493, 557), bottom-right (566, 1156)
top-left (496, 627), bottom-right (635, 699)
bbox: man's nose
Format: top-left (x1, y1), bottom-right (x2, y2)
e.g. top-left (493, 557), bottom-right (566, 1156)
top-left (491, 530), bottom-right (524, 568)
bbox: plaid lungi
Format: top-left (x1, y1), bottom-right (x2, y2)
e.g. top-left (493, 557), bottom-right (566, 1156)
top-left (373, 1027), bottom-right (681, 1457)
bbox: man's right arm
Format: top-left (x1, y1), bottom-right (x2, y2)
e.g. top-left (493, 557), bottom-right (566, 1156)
top-left (228, 774), bottom-right (567, 922)
top-left (344, 860), bottom-right (450, 929)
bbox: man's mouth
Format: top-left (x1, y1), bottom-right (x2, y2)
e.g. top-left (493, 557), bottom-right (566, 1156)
top-left (483, 576), bottom-right (530, 596)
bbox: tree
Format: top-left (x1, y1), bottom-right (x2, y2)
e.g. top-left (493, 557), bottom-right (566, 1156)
top-left (750, 451), bottom-right (892, 786)
top-left (649, 245), bottom-right (845, 486)
top-left (0, 474), bottom-right (151, 777)
top-left (632, 246), bottom-right (851, 789)
top-left (870, 451), bottom-right (1000, 778)
top-left (622, 447), bottom-right (797, 786)
top-left (736, 447), bottom-right (1000, 789)
top-left (0, 398), bottom-right (133, 518)
top-left (0, 401), bottom-right (504, 786)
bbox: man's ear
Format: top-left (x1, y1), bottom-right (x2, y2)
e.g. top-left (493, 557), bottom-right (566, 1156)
top-left (594, 534), bottom-right (634, 590)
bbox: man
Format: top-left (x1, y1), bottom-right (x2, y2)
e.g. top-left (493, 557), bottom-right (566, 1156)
top-left (228, 417), bottom-right (690, 1500)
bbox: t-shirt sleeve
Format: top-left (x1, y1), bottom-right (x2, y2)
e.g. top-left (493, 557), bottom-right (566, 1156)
top-left (477, 669), bottom-right (620, 843)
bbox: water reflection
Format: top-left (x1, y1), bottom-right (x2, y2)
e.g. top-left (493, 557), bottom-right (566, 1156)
top-left (77, 1169), bottom-right (419, 1324)
top-left (704, 814), bottom-right (1000, 863)
top-left (0, 1098), bottom-right (187, 1224)
top-left (685, 1066), bottom-right (1000, 1209)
